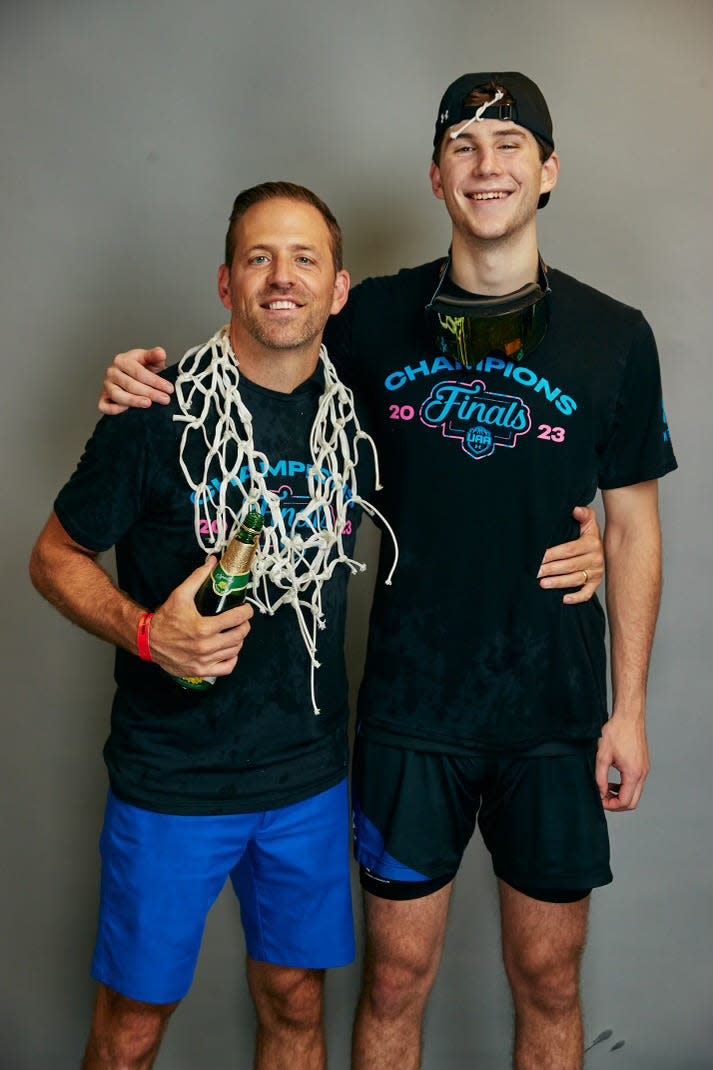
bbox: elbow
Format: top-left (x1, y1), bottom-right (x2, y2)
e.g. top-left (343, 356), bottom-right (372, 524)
top-left (30, 512), bottom-right (72, 599)
top-left (29, 540), bottom-right (49, 596)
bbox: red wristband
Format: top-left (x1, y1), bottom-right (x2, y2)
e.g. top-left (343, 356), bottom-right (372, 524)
top-left (137, 611), bottom-right (154, 662)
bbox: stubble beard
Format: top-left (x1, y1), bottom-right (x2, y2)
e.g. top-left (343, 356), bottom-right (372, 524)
top-left (244, 311), bottom-right (323, 352)
top-left (446, 177), bottom-right (542, 249)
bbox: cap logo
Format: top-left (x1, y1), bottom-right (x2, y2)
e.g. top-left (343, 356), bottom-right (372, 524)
top-left (440, 110), bottom-right (449, 124)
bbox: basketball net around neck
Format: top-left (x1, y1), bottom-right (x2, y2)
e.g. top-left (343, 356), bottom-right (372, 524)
top-left (173, 325), bottom-right (398, 714)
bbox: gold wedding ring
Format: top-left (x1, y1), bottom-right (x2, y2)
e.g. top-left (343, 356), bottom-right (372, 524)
top-left (581, 569), bottom-right (589, 585)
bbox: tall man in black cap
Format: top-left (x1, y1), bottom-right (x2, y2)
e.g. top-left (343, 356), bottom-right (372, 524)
top-left (98, 73), bottom-right (674, 1069)
top-left (338, 72), bottom-right (676, 1070)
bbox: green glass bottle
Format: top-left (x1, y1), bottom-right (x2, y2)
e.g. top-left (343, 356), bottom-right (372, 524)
top-left (175, 510), bottom-right (264, 691)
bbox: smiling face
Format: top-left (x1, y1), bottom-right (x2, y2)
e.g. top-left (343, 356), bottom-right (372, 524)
top-left (430, 120), bottom-right (559, 246)
top-left (218, 197), bottom-right (349, 361)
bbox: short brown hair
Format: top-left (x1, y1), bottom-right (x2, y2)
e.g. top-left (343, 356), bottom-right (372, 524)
top-left (224, 181), bottom-right (343, 271)
top-left (432, 83), bottom-right (553, 165)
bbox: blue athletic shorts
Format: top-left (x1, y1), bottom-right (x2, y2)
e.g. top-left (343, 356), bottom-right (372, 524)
top-left (91, 779), bottom-right (355, 1004)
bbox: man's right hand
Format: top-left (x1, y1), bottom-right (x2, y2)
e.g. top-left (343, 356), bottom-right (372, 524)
top-left (150, 557), bottom-right (253, 679)
top-left (99, 347), bottom-right (174, 415)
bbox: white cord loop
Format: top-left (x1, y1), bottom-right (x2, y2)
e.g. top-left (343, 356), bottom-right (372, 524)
top-left (173, 326), bottom-right (399, 714)
top-left (449, 88), bottom-right (505, 140)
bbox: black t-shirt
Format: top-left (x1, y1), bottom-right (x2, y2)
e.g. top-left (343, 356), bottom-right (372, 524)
top-left (55, 363), bottom-right (368, 814)
top-left (326, 259), bottom-right (677, 753)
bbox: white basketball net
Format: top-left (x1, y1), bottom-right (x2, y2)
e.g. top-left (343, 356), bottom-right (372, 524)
top-left (173, 326), bottom-right (398, 714)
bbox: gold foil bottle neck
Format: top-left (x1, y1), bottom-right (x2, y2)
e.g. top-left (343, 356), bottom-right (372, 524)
top-left (220, 536), bottom-right (258, 577)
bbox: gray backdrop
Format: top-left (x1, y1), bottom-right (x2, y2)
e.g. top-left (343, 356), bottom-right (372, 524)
top-left (2, 0), bottom-right (711, 1067)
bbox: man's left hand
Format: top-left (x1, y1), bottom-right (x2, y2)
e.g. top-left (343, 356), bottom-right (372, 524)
top-left (537, 505), bottom-right (604, 604)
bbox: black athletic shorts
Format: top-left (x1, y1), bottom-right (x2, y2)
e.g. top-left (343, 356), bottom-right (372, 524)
top-left (352, 733), bottom-right (612, 903)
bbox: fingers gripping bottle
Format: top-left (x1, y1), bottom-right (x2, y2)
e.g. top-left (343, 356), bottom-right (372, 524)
top-left (175, 509), bottom-right (264, 690)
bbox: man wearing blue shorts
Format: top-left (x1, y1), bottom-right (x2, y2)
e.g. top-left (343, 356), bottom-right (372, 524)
top-left (30, 183), bottom-right (362, 1070)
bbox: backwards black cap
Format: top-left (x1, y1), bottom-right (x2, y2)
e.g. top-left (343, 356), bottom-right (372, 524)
top-left (433, 72), bottom-right (555, 207)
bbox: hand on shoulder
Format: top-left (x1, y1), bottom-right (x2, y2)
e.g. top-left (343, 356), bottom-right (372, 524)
top-left (99, 347), bottom-right (173, 415)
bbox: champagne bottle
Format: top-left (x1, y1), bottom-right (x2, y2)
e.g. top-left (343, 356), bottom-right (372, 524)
top-left (175, 510), bottom-right (264, 691)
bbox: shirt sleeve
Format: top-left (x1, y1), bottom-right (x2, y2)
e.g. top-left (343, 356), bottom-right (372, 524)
top-left (324, 295), bottom-right (355, 382)
top-left (54, 411), bottom-right (150, 552)
top-left (597, 316), bottom-right (677, 489)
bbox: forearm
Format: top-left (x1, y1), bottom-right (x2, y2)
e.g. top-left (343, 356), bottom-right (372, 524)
top-left (604, 488), bottom-right (662, 719)
top-left (30, 512), bottom-right (144, 654)
top-left (30, 512), bottom-right (253, 678)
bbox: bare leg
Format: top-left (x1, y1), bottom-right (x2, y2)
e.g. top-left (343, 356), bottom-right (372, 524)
top-left (81, 983), bottom-right (178, 1070)
top-left (352, 883), bottom-right (453, 1070)
top-left (247, 958), bottom-right (326, 1070)
top-left (499, 881), bottom-right (590, 1070)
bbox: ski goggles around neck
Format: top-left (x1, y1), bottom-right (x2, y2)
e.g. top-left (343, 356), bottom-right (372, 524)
top-left (426, 257), bottom-right (550, 368)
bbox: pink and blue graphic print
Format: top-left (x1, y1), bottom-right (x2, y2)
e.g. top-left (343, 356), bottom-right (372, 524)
top-left (420, 379), bottom-right (532, 460)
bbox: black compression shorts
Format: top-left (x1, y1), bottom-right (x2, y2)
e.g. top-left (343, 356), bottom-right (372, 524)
top-left (352, 733), bottom-right (612, 903)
